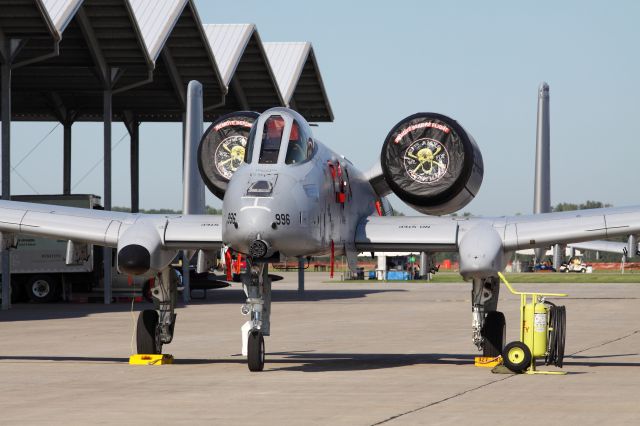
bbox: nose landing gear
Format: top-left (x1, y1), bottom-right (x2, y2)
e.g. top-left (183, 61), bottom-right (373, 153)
top-left (241, 259), bottom-right (272, 371)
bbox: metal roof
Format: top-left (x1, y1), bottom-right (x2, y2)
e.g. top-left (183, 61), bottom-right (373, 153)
top-left (41, 0), bottom-right (84, 35)
top-left (264, 42), bottom-right (333, 122)
top-left (0, 0), bottom-right (60, 67)
top-left (2, 1), bottom-right (331, 123)
top-left (203, 23), bottom-right (283, 116)
top-left (129, 0), bottom-right (185, 61)
top-left (114, 0), bottom-right (226, 121)
top-left (10, 0), bottom-right (153, 121)
top-left (7, 0), bottom-right (227, 123)
top-left (204, 23), bottom-right (253, 87)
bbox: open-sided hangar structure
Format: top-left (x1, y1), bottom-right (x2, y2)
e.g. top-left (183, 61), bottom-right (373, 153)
top-left (0, 0), bottom-right (333, 309)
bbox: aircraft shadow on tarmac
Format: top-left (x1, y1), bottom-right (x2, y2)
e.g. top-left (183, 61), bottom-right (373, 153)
top-left (1, 352), bottom-right (639, 372)
top-left (1, 288), bottom-right (404, 322)
top-left (189, 288), bottom-right (405, 304)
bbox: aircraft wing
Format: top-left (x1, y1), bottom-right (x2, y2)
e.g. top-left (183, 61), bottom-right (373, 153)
top-left (566, 241), bottom-right (629, 255)
top-left (494, 207), bottom-right (640, 251)
top-left (0, 200), bottom-right (223, 249)
top-left (354, 215), bottom-right (459, 252)
top-left (355, 206), bottom-right (640, 253)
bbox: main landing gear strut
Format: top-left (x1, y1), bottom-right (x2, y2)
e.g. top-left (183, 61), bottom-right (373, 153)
top-left (471, 276), bottom-right (505, 357)
top-left (136, 268), bottom-right (178, 354)
top-left (241, 259), bottom-right (272, 371)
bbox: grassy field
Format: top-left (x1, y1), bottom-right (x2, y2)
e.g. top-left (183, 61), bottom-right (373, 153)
top-left (324, 271), bottom-right (640, 284)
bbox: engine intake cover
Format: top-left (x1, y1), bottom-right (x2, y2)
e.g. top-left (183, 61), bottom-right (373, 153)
top-left (381, 112), bottom-right (483, 215)
top-left (198, 111), bottom-right (259, 199)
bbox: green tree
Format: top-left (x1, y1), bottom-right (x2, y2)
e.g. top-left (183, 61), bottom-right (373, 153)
top-left (552, 200), bottom-right (612, 212)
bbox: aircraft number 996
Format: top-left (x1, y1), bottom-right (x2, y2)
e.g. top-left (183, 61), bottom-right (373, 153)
top-left (275, 213), bottom-right (291, 226)
top-left (226, 213), bottom-right (237, 224)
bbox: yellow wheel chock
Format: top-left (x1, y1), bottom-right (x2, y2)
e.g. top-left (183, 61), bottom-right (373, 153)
top-left (129, 354), bottom-right (174, 365)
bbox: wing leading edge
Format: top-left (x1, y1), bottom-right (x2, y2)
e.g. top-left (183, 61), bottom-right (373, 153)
top-left (0, 200), bottom-right (223, 250)
top-left (355, 206), bottom-right (640, 254)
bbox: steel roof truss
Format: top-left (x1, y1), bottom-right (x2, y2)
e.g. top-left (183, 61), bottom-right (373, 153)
top-left (160, 46), bottom-right (185, 108)
top-left (75, 7), bottom-right (108, 87)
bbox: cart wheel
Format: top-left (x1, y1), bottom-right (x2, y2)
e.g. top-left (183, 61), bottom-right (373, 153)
top-left (502, 341), bottom-right (532, 373)
top-left (137, 310), bottom-right (161, 354)
top-left (482, 311), bottom-right (506, 357)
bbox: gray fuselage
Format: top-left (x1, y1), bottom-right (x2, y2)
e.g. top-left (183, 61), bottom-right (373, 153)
top-left (222, 108), bottom-right (378, 259)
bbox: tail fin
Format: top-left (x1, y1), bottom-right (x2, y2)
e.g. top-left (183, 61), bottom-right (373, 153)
top-left (534, 82), bottom-right (551, 261)
top-left (183, 80), bottom-right (205, 215)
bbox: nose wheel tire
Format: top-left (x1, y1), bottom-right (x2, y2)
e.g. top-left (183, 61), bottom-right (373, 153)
top-left (247, 331), bottom-right (265, 372)
top-left (502, 341), bottom-right (532, 373)
top-left (481, 311), bottom-right (506, 357)
top-left (137, 310), bottom-right (161, 354)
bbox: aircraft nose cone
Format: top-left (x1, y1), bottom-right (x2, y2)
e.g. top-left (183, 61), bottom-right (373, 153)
top-left (225, 208), bottom-right (277, 256)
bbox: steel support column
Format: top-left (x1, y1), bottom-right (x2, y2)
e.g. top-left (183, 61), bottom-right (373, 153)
top-left (130, 121), bottom-right (139, 213)
top-left (297, 257), bottom-right (305, 295)
top-left (103, 88), bottom-right (112, 304)
top-left (1, 58), bottom-right (11, 310)
top-left (63, 121), bottom-right (72, 194)
top-left (419, 252), bottom-right (427, 279)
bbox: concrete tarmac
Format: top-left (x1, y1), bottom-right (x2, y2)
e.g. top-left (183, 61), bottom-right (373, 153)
top-left (1, 273), bottom-right (639, 425)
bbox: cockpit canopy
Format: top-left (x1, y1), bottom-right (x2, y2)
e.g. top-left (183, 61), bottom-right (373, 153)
top-left (245, 108), bottom-right (315, 165)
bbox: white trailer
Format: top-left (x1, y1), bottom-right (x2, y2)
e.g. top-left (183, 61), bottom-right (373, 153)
top-left (3, 194), bottom-right (147, 303)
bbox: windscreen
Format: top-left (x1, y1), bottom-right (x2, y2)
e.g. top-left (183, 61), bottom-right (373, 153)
top-left (285, 121), bottom-right (305, 164)
top-left (285, 120), bottom-right (316, 164)
top-left (259, 115), bottom-right (285, 164)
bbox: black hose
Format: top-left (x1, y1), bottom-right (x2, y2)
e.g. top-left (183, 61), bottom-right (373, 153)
top-left (545, 303), bottom-right (566, 367)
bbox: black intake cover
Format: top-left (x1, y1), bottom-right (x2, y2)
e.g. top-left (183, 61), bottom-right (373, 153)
top-left (198, 111), bottom-right (260, 199)
top-left (118, 244), bottom-right (151, 276)
top-left (381, 112), bottom-right (483, 215)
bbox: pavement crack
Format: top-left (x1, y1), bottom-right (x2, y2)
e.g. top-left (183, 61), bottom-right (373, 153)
top-left (373, 330), bottom-right (640, 425)
top-left (567, 329), bottom-right (640, 357)
top-left (370, 375), bottom-right (515, 425)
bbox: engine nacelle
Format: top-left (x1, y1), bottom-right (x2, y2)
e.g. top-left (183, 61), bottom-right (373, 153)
top-left (117, 220), bottom-right (178, 277)
top-left (380, 112), bottom-right (483, 215)
top-left (198, 111), bottom-right (259, 199)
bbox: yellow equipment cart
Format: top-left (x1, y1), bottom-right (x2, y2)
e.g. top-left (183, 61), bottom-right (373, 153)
top-left (498, 272), bottom-right (568, 375)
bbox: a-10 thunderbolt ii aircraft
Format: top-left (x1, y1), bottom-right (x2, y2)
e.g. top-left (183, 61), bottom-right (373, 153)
top-left (1, 104), bottom-right (640, 372)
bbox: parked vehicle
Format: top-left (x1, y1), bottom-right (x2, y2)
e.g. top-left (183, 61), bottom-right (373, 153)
top-left (1, 194), bottom-right (148, 303)
top-left (559, 256), bottom-right (593, 273)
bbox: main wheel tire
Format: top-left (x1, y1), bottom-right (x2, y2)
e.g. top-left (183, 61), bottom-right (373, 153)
top-left (26, 275), bottom-right (60, 303)
top-left (247, 331), bottom-right (265, 372)
top-left (502, 341), bottom-right (532, 373)
top-left (481, 311), bottom-right (506, 357)
top-left (137, 310), bottom-right (161, 354)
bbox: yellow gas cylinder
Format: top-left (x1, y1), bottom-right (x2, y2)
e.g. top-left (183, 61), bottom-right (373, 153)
top-left (523, 301), bottom-right (548, 358)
